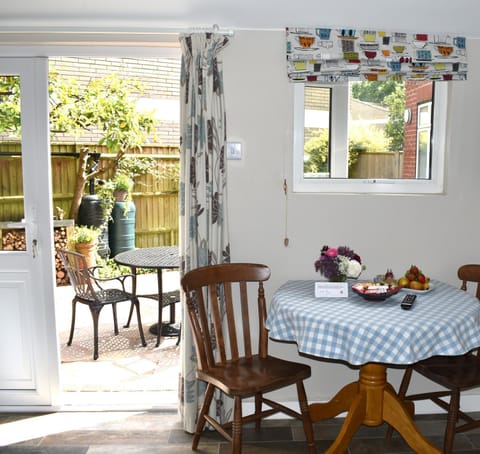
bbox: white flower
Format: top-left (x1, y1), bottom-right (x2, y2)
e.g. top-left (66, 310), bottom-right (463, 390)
top-left (337, 256), bottom-right (350, 275)
top-left (346, 260), bottom-right (362, 279)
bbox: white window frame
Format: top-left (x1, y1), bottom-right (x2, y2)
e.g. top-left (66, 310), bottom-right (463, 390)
top-left (416, 101), bottom-right (432, 179)
top-left (293, 82), bottom-right (448, 194)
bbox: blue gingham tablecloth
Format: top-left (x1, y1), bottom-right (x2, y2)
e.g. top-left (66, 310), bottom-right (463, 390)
top-left (266, 280), bottom-right (480, 366)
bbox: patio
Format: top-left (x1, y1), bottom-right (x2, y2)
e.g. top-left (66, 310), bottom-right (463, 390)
top-left (54, 270), bottom-right (181, 407)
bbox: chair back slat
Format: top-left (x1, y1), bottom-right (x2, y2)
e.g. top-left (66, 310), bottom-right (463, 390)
top-left (223, 281), bottom-right (239, 361)
top-left (57, 249), bottom-right (97, 301)
top-left (240, 281), bottom-right (252, 358)
top-left (208, 281), bottom-right (228, 364)
top-left (257, 281), bottom-right (268, 358)
top-left (187, 287), bottom-right (216, 368)
top-left (181, 263), bottom-right (271, 372)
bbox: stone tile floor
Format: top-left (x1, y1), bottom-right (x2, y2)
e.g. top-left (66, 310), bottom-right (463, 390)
top-left (11, 272), bottom-right (473, 452)
top-left (55, 271), bottom-right (181, 409)
top-left (1, 410), bottom-right (480, 453)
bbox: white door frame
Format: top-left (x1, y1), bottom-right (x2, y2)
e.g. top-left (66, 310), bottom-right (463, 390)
top-left (0, 58), bottom-right (60, 409)
top-left (0, 37), bottom-right (180, 410)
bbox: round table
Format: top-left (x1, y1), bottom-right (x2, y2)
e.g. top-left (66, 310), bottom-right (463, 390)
top-left (266, 279), bottom-right (480, 453)
top-left (114, 246), bottom-right (180, 347)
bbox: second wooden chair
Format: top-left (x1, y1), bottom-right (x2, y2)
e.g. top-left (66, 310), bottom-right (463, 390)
top-left (386, 264), bottom-right (480, 453)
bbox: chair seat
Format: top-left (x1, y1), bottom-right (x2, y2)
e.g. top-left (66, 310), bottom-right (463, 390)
top-left (78, 288), bottom-right (133, 305)
top-left (197, 354), bottom-right (311, 397)
top-left (138, 289), bottom-right (180, 307)
top-left (414, 352), bottom-right (480, 390)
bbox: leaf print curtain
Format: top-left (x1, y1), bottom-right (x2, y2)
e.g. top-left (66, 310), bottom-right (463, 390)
top-left (286, 27), bottom-right (467, 83)
top-left (178, 32), bottom-right (231, 434)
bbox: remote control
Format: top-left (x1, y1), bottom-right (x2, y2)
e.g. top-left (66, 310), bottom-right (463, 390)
top-left (401, 294), bottom-right (417, 310)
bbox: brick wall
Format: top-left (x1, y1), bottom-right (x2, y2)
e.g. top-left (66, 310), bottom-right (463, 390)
top-left (403, 81), bottom-right (433, 178)
top-left (49, 57), bottom-right (181, 146)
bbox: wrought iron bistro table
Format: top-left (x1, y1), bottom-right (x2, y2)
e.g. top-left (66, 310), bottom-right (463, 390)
top-left (266, 279), bottom-right (480, 454)
top-left (114, 246), bottom-right (180, 347)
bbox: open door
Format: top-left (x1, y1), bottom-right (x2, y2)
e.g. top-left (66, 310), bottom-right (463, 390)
top-left (0, 58), bottom-right (60, 408)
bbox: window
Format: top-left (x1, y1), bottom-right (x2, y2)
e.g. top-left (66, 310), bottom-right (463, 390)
top-left (293, 81), bottom-right (448, 194)
top-left (416, 101), bottom-right (432, 179)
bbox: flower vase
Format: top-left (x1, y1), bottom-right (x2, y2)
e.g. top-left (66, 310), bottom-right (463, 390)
top-left (329, 275), bottom-right (347, 283)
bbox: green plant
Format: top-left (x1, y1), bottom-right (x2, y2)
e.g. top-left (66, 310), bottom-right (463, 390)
top-left (74, 225), bottom-right (101, 244)
top-left (113, 173), bottom-right (133, 193)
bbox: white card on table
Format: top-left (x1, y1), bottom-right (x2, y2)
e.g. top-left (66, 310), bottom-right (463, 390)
top-left (315, 282), bottom-right (348, 298)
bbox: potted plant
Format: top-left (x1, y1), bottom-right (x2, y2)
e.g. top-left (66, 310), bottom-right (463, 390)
top-left (112, 173), bottom-right (133, 202)
top-left (73, 225), bottom-right (101, 268)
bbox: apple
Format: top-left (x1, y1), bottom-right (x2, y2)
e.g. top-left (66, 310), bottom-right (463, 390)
top-left (409, 280), bottom-right (424, 291)
top-left (397, 277), bottom-right (409, 288)
top-left (410, 265), bottom-right (420, 275)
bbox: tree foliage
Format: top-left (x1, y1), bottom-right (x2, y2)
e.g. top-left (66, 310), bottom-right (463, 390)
top-left (351, 80), bottom-right (406, 152)
top-left (351, 81), bottom-right (398, 104)
top-left (303, 126), bottom-right (384, 175)
top-left (383, 84), bottom-right (406, 151)
top-left (0, 73), bottom-right (158, 221)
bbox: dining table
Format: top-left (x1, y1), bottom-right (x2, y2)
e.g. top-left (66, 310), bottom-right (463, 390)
top-left (266, 279), bottom-right (480, 453)
top-left (114, 246), bottom-right (180, 347)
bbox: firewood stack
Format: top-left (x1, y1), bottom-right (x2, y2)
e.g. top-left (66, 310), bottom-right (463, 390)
top-left (1, 229), bottom-right (26, 251)
top-left (0, 221), bottom-right (73, 286)
top-left (54, 226), bottom-right (70, 286)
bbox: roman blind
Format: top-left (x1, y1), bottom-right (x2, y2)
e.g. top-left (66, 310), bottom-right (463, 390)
top-left (286, 27), bottom-right (467, 83)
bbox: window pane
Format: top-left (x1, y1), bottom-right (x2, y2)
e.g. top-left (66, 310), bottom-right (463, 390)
top-left (304, 86), bottom-right (331, 178)
top-left (349, 80), bottom-right (433, 180)
top-left (0, 75), bottom-right (25, 251)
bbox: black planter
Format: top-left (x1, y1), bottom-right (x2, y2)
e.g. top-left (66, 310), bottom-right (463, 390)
top-left (78, 195), bottom-right (110, 258)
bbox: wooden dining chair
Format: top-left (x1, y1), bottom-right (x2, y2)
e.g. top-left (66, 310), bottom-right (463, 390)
top-left (181, 263), bottom-right (316, 454)
top-left (386, 264), bottom-right (480, 453)
top-left (58, 249), bottom-right (147, 360)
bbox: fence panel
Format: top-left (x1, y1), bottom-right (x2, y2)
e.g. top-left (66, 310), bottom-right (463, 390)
top-left (0, 143), bottom-right (179, 250)
top-left (350, 151), bottom-right (404, 179)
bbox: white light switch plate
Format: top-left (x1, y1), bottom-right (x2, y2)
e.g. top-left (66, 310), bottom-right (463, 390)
top-left (226, 142), bottom-right (242, 160)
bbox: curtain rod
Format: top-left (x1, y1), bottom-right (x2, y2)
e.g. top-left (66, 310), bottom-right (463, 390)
top-left (187, 24), bottom-right (234, 36)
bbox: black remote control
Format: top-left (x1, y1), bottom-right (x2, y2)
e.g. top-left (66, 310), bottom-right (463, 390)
top-left (401, 294), bottom-right (417, 310)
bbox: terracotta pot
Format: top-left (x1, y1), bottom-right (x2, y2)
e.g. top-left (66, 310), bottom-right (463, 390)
top-left (75, 242), bottom-right (97, 268)
top-left (113, 189), bottom-right (128, 201)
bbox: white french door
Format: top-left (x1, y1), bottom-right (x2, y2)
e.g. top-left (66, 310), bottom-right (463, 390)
top-left (0, 58), bottom-right (60, 408)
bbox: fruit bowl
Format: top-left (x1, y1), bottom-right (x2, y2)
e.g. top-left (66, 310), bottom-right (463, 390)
top-left (399, 285), bottom-right (433, 295)
top-left (352, 282), bottom-right (400, 301)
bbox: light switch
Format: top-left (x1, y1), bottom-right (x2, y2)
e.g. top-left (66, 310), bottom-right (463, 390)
top-left (226, 142), bottom-right (242, 160)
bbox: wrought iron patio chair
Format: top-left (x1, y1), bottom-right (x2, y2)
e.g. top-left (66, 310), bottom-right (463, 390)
top-left (58, 249), bottom-right (147, 360)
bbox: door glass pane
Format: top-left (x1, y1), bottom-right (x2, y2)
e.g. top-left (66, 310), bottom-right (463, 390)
top-left (0, 75), bottom-right (25, 251)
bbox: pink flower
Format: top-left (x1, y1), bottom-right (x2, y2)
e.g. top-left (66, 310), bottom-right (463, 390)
top-left (325, 247), bottom-right (338, 258)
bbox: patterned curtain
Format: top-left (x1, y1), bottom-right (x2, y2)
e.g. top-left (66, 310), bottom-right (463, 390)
top-left (178, 32), bottom-right (231, 434)
top-left (286, 27), bottom-right (467, 83)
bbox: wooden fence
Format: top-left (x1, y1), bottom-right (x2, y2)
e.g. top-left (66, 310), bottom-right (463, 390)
top-left (0, 143), bottom-right (179, 250)
top-left (350, 151), bottom-right (404, 179)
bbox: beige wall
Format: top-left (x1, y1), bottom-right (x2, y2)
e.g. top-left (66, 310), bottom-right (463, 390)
top-left (222, 31), bottom-right (480, 405)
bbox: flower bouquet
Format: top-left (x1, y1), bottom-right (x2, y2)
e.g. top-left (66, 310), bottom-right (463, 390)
top-left (315, 245), bottom-right (365, 282)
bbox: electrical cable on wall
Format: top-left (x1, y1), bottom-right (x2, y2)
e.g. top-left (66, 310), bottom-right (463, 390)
top-left (283, 178), bottom-right (289, 247)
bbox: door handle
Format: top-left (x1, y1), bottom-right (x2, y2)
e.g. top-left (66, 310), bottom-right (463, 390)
top-left (32, 239), bottom-right (38, 258)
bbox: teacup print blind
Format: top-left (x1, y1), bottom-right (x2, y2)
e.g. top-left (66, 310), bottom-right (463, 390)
top-left (286, 27), bottom-right (467, 83)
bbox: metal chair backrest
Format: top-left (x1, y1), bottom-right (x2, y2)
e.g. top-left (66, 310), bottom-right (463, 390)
top-left (57, 249), bottom-right (97, 302)
top-left (181, 263), bottom-right (271, 372)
